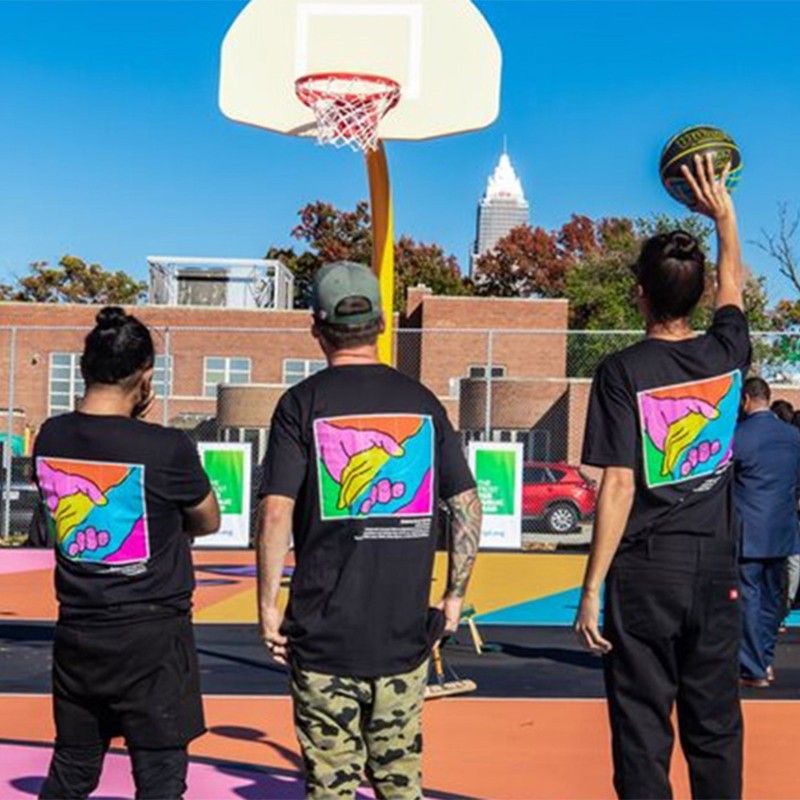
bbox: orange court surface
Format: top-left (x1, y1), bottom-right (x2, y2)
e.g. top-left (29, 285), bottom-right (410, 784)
top-left (2, 549), bottom-right (799, 799)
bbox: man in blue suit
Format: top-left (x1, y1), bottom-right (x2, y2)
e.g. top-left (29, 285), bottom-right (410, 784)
top-left (735, 377), bottom-right (800, 687)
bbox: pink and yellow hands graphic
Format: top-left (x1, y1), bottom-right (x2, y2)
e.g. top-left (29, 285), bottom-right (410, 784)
top-left (38, 461), bottom-right (105, 513)
top-left (316, 422), bottom-right (406, 512)
top-left (66, 526), bottom-right (111, 557)
top-left (38, 461), bottom-right (109, 543)
top-left (640, 395), bottom-right (722, 477)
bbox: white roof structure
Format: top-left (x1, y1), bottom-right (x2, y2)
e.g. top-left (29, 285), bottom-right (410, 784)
top-left (484, 152), bottom-right (527, 203)
top-left (147, 257), bottom-right (294, 311)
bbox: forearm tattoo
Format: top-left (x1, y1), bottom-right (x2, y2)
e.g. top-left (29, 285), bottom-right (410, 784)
top-left (446, 488), bottom-right (482, 598)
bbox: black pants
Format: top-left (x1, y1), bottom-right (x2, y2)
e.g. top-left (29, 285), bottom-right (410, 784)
top-left (603, 534), bottom-right (743, 800)
top-left (39, 742), bottom-right (188, 800)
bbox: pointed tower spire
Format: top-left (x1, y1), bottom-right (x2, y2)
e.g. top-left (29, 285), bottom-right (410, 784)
top-left (471, 143), bottom-right (531, 277)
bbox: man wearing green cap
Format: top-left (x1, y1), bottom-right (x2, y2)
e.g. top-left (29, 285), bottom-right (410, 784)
top-left (256, 262), bottom-right (481, 799)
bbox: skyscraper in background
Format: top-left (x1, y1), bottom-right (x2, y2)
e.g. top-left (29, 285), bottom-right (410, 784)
top-left (471, 145), bottom-right (530, 277)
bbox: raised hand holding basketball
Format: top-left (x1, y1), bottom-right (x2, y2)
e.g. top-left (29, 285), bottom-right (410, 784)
top-left (681, 154), bottom-right (735, 223)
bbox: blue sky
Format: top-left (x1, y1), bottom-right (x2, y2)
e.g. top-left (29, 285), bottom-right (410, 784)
top-left (1, 1), bottom-right (799, 302)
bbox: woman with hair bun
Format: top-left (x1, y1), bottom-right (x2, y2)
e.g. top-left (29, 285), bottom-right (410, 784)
top-left (575, 155), bottom-right (750, 799)
top-left (34, 306), bottom-right (220, 800)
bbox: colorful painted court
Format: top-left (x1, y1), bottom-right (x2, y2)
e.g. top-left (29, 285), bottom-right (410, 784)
top-left (2, 549), bottom-right (798, 799)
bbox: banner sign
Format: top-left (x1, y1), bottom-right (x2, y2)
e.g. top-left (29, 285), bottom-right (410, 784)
top-left (197, 442), bottom-right (252, 549)
top-left (468, 442), bottom-right (523, 550)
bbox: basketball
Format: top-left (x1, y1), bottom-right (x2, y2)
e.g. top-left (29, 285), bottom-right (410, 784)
top-left (659, 125), bottom-right (743, 206)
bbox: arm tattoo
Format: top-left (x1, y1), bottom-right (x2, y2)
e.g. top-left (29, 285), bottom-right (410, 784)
top-left (446, 488), bottom-right (482, 598)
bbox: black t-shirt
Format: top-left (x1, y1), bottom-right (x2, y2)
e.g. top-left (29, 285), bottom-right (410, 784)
top-left (33, 413), bottom-right (211, 620)
top-left (260, 364), bottom-right (476, 678)
top-left (582, 306), bottom-right (751, 543)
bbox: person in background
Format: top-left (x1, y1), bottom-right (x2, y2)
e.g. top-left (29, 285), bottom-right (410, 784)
top-left (575, 155), bottom-right (749, 799)
top-left (734, 377), bottom-right (800, 686)
top-left (257, 262), bottom-right (481, 800)
top-left (770, 399), bottom-right (794, 424)
top-left (788, 412), bottom-right (800, 622)
top-left (35, 307), bottom-right (220, 800)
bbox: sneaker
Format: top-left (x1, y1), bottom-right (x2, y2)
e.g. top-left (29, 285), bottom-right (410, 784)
top-left (767, 665), bottom-right (775, 683)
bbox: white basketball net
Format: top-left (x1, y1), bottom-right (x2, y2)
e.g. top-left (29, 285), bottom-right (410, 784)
top-left (296, 73), bottom-right (402, 154)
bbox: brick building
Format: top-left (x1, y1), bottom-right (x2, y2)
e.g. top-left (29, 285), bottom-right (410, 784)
top-left (2, 294), bottom-right (794, 470)
top-left (0, 290), bottom-right (601, 463)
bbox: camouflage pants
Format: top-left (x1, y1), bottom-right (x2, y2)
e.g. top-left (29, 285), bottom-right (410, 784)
top-left (290, 659), bottom-right (429, 800)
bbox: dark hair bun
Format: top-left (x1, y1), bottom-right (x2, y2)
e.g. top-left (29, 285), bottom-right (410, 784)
top-left (663, 231), bottom-right (700, 259)
top-left (95, 306), bottom-right (128, 330)
top-left (81, 306), bottom-right (154, 387)
top-left (636, 229), bottom-right (706, 324)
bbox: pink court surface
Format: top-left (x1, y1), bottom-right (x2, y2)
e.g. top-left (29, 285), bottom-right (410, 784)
top-left (1, 549), bottom-right (798, 799)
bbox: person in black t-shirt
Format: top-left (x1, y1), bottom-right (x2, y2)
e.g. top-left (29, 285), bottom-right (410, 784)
top-left (257, 262), bottom-right (481, 800)
top-left (575, 156), bottom-right (750, 799)
top-left (34, 307), bottom-right (220, 800)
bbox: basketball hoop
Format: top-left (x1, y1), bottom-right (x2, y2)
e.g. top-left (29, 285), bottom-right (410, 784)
top-left (295, 72), bottom-right (401, 153)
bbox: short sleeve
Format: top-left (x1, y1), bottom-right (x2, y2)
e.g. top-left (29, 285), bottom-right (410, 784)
top-left (708, 305), bottom-right (751, 371)
top-left (167, 431), bottom-right (212, 508)
top-left (582, 356), bottom-right (638, 469)
top-left (260, 390), bottom-right (308, 499)
top-left (435, 403), bottom-right (476, 501)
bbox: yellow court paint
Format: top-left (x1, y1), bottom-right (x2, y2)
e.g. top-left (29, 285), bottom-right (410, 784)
top-left (431, 553), bottom-right (588, 615)
top-left (366, 142), bottom-right (395, 366)
top-left (194, 553), bottom-right (588, 624)
top-left (196, 586), bottom-right (288, 624)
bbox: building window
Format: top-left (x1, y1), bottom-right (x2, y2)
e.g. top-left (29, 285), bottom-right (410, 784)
top-left (468, 365), bottom-right (506, 379)
top-left (49, 353), bottom-right (85, 415)
top-left (204, 357), bottom-right (251, 398)
top-left (283, 359), bottom-right (327, 387)
top-left (153, 355), bottom-right (172, 399)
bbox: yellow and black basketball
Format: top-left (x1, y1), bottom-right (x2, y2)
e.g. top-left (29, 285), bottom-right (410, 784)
top-left (659, 125), bottom-right (743, 206)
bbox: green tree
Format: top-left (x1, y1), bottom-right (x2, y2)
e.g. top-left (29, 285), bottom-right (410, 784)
top-left (564, 214), bottom-right (774, 376)
top-left (0, 256), bottom-right (146, 304)
top-left (265, 246), bottom-right (322, 309)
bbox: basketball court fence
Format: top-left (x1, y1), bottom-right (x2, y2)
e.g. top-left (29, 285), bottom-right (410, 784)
top-left (2, 324), bottom-right (799, 543)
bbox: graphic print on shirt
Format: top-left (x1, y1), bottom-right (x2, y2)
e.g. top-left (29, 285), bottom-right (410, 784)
top-left (36, 457), bottom-right (149, 565)
top-left (314, 414), bottom-right (435, 520)
top-left (637, 370), bottom-right (742, 488)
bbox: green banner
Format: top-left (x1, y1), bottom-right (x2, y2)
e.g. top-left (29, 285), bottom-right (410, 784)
top-left (475, 449), bottom-right (516, 516)
top-left (203, 449), bottom-right (244, 515)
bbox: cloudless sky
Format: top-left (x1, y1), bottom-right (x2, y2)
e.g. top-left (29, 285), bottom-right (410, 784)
top-left (1, 1), bottom-right (800, 301)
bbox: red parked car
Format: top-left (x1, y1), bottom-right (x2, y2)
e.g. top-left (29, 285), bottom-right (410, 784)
top-left (523, 462), bottom-right (597, 533)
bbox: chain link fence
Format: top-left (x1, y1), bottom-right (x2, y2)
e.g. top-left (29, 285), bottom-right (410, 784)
top-left (3, 324), bottom-right (799, 548)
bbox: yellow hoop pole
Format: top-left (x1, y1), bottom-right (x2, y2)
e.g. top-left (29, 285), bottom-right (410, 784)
top-left (365, 141), bottom-right (395, 366)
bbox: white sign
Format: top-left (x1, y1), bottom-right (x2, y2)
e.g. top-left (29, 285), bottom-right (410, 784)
top-left (196, 443), bottom-right (252, 549)
top-left (468, 442), bottom-right (523, 550)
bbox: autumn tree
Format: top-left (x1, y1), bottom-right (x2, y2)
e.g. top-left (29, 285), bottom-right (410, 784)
top-left (0, 256), bottom-right (146, 304)
top-left (292, 200), bottom-right (372, 264)
top-left (269, 200), bottom-right (469, 311)
top-left (472, 224), bottom-right (570, 298)
top-left (394, 236), bottom-right (471, 309)
top-left (472, 215), bottom-right (636, 299)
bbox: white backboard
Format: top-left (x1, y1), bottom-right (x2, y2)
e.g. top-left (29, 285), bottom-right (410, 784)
top-left (220, 0), bottom-right (502, 141)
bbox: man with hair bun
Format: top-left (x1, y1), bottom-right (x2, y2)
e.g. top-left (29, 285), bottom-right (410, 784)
top-left (575, 155), bottom-right (750, 799)
top-left (34, 307), bottom-right (220, 800)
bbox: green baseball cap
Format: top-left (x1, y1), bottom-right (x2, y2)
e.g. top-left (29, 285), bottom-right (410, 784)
top-left (312, 261), bottom-right (383, 326)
